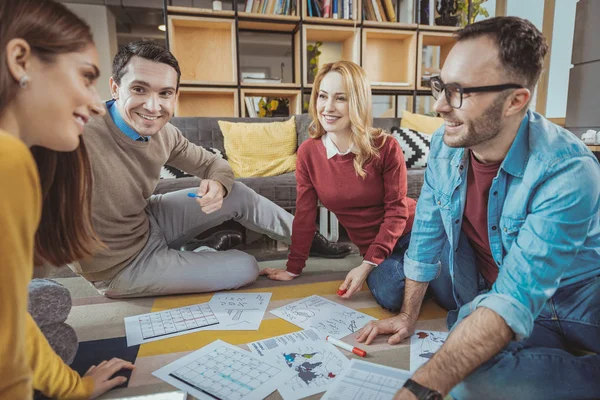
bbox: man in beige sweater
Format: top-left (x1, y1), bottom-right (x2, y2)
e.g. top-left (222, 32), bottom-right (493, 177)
top-left (73, 40), bottom-right (350, 298)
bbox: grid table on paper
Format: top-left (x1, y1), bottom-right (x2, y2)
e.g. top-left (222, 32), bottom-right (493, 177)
top-left (170, 346), bottom-right (284, 400)
top-left (139, 304), bottom-right (218, 339)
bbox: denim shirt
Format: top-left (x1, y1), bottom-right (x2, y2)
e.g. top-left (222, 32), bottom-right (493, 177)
top-left (404, 110), bottom-right (600, 340)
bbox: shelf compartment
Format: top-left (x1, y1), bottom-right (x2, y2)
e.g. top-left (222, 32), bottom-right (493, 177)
top-left (237, 15), bottom-right (300, 32)
top-left (168, 16), bottom-right (237, 85)
top-left (362, 28), bottom-right (417, 90)
top-left (167, 5), bottom-right (236, 16)
top-left (303, 24), bottom-right (361, 86)
top-left (176, 87), bottom-right (238, 117)
top-left (240, 89), bottom-right (302, 117)
top-left (302, 0), bottom-right (360, 23)
top-left (417, 31), bottom-right (457, 90)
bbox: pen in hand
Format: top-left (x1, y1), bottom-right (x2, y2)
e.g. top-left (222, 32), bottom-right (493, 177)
top-left (187, 193), bottom-right (203, 199)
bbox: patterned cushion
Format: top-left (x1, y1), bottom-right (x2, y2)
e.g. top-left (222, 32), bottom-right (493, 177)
top-left (159, 147), bottom-right (225, 180)
top-left (391, 127), bottom-right (431, 169)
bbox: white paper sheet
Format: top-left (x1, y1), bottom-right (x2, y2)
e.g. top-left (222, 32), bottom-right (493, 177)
top-left (321, 358), bottom-right (411, 400)
top-left (124, 303), bottom-right (219, 346)
top-left (203, 292), bottom-right (272, 331)
top-left (270, 295), bottom-right (377, 339)
top-left (410, 330), bottom-right (448, 371)
top-left (248, 329), bottom-right (350, 400)
top-left (125, 293), bottom-right (272, 346)
top-left (153, 340), bottom-right (295, 400)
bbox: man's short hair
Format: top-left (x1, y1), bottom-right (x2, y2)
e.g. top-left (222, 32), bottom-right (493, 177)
top-left (457, 16), bottom-right (548, 89)
top-left (112, 40), bottom-right (181, 91)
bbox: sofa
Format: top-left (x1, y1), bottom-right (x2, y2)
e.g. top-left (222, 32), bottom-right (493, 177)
top-left (155, 114), bottom-right (426, 210)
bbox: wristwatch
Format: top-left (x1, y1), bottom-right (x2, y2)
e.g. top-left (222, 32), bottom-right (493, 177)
top-left (402, 379), bottom-right (443, 400)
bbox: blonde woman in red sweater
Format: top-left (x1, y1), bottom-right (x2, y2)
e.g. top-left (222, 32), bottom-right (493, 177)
top-left (260, 61), bottom-right (417, 311)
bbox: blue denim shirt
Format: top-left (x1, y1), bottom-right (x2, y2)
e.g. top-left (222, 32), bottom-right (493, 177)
top-left (404, 110), bottom-right (600, 340)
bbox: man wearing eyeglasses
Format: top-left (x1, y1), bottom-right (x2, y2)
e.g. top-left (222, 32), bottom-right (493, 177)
top-left (357, 16), bottom-right (600, 400)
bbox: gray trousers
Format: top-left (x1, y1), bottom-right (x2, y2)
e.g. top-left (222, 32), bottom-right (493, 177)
top-left (95, 182), bottom-right (293, 298)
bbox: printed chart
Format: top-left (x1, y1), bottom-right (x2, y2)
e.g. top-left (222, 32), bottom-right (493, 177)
top-left (124, 303), bottom-right (218, 346)
top-left (270, 295), bottom-right (377, 339)
top-left (204, 293), bottom-right (272, 331)
top-left (153, 340), bottom-right (295, 400)
top-left (321, 359), bottom-right (411, 400)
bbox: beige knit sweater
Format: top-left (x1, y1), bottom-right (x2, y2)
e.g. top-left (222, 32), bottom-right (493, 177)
top-left (75, 109), bottom-right (234, 281)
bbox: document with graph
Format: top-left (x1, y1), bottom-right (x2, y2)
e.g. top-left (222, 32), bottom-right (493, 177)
top-left (153, 340), bottom-right (295, 400)
top-left (270, 295), bottom-right (377, 339)
top-left (321, 359), bottom-right (411, 400)
top-left (248, 329), bottom-right (350, 400)
top-left (202, 292), bottom-right (272, 331)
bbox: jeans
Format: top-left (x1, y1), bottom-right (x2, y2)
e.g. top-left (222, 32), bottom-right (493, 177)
top-left (367, 233), bottom-right (600, 399)
top-left (366, 233), bottom-right (459, 313)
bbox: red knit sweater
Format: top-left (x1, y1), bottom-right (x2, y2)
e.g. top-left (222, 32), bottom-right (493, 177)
top-left (286, 135), bottom-right (416, 274)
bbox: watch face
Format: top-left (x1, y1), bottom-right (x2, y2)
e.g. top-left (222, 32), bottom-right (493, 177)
top-left (426, 392), bottom-right (443, 400)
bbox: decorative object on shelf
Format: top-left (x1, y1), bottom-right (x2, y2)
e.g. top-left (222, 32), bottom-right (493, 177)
top-left (457, 0), bottom-right (489, 27)
top-left (258, 97), bottom-right (290, 117)
top-left (212, 0), bottom-right (222, 10)
top-left (581, 129), bottom-right (599, 145)
top-left (435, 0), bottom-right (459, 26)
top-left (307, 41), bottom-right (323, 84)
top-left (419, 0), bottom-right (432, 24)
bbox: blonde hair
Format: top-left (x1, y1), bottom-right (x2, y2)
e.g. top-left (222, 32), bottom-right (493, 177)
top-left (308, 60), bottom-right (388, 178)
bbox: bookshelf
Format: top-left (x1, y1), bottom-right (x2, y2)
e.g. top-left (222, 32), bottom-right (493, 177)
top-left (164, 0), bottom-right (472, 118)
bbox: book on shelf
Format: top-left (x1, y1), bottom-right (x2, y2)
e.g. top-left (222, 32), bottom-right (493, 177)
top-left (245, 97), bottom-right (259, 117)
top-left (382, 0), bottom-right (396, 22)
top-left (244, 0), bottom-right (295, 15)
top-left (309, 0), bottom-right (353, 19)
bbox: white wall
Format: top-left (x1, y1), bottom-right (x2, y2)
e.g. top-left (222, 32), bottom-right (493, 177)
top-left (64, 3), bottom-right (118, 101)
top-left (546, 0), bottom-right (577, 118)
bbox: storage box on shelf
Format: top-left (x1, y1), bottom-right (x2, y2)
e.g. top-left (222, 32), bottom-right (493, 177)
top-left (417, 30), bottom-right (457, 90)
top-left (362, 29), bottom-right (417, 90)
top-left (168, 16), bottom-right (237, 85)
top-left (303, 24), bottom-right (360, 87)
top-left (176, 87), bottom-right (239, 117)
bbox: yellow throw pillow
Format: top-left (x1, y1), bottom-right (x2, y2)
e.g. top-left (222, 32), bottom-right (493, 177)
top-left (401, 109), bottom-right (444, 134)
top-left (219, 116), bottom-right (297, 178)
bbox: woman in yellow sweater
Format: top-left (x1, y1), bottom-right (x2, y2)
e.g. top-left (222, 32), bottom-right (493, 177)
top-left (0, 1), bottom-right (134, 398)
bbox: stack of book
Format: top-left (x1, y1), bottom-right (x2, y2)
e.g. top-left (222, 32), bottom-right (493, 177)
top-left (243, 0), bottom-right (296, 15)
top-left (307, 0), bottom-right (355, 19)
top-left (363, 0), bottom-right (396, 22)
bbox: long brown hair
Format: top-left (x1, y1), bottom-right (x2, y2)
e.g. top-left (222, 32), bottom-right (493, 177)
top-left (0, 0), bottom-right (102, 266)
top-left (308, 61), bottom-right (388, 178)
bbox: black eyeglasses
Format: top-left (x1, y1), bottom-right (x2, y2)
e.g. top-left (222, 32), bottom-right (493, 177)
top-left (430, 76), bottom-right (523, 109)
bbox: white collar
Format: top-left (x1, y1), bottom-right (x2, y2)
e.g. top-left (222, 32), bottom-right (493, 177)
top-left (322, 133), bottom-right (356, 159)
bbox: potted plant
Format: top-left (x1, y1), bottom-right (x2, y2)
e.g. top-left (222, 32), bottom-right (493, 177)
top-left (457, 0), bottom-right (490, 27)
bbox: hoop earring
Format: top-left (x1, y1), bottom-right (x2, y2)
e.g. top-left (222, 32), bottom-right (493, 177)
top-left (19, 75), bottom-right (30, 88)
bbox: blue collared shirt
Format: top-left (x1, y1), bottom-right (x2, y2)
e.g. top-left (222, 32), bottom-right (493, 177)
top-left (404, 110), bottom-right (600, 340)
top-left (106, 100), bottom-right (149, 142)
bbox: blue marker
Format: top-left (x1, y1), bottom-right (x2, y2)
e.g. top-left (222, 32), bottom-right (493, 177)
top-left (187, 193), bottom-right (203, 199)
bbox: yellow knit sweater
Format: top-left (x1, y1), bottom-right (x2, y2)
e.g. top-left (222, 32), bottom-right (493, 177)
top-left (0, 131), bottom-right (94, 399)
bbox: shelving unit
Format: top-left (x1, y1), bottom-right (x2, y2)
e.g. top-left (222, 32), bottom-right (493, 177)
top-left (417, 31), bottom-right (457, 90)
top-left (303, 24), bottom-right (361, 87)
top-left (164, 0), bottom-right (471, 118)
top-left (362, 29), bottom-right (416, 90)
top-left (177, 87), bottom-right (239, 117)
top-left (168, 16), bottom-right (237, 85)
top-left (240, 88), bottom-right (302, 117)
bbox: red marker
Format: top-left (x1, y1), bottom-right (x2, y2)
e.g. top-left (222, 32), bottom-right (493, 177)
top-left (326, 335), bottom-right (367, 357)
top-left (337, 289), bottom-right (347, 296)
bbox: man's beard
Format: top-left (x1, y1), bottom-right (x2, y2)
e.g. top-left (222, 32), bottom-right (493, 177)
top-left (442, 94), bottom-right (507, 148)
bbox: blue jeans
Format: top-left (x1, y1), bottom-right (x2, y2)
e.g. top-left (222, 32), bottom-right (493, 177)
top-left (367, 234), bottom-right (600, 399)
top-left (366, 233), bottom-right (459, 312)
